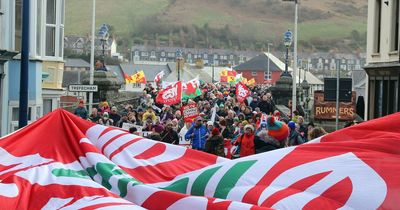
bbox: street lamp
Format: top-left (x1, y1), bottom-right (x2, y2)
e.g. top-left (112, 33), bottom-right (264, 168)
top-left (283, 0), bottom-right (299, 115)
top-left (176, 49), bottom-right (183, 81)
top-left (282, 30), bottom-right (293, 77)
top-left (98, 24), bottom-right (109, 71)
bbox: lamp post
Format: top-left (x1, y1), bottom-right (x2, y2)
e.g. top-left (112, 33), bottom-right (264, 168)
top-left (282, 30), bottom-right (293, 77)
top-left (176, 49), bottom-right (183, 81)
top-left (98, 24), bottom-right (109, 71)
top-left (283, 0), bottom-right (299, 115)
top-left (89, 0), bottom-right (96, 111)
top-left (267, 43), bottom-right (273, 82)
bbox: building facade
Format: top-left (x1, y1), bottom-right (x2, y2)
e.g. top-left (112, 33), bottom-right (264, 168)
top-left (130, 45), bottom-right (258, 67)
top-left (0, 0), bottom-right (65, 135)
top-left (364, 0), bottom-right (400, 119)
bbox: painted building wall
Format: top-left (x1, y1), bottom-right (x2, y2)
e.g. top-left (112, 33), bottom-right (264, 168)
top-left (239, 71), bottom-right (281, 85)
top-left (42, 61), bottom-right (64, 89)
top-left (8, 60), bottom-right (42, 102)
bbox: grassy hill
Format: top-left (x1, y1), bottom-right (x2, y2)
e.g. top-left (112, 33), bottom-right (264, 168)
top-left (65, 0), bottom-right (368, 52)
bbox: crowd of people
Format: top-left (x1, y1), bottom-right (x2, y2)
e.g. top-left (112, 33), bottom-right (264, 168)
top-left (74, 83), bottom-right (328, 158)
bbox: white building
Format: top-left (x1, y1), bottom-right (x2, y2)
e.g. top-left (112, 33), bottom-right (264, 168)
top-left (364, 0), bottom-right (400, 119)
top-left (0, 0), bottom-right (65, 135)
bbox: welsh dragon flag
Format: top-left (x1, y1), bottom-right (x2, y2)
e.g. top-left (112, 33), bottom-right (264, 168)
top-left (1, 110), bottom-right (400, 209)
top-left (182, 76), bottom-right (202, 100)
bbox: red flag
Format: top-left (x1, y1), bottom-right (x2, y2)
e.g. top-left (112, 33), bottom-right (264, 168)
top-left (236, 81), bottom-right (250, 103)
top-left (156, 81), bottom-right (182, 105)
top-left (154, 71), bottom-right (165, 84)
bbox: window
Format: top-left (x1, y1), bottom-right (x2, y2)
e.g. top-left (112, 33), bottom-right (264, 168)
top-left (161, 51), bottom-right (165, 57)
top-left (374, 0), bottom-right (382, 53)
top-left (151, 51), bottom-right (155, 57)
top-left (15, 0), bottom-right (22, 51)
top-left (134, 51), bottom-right (139, 56)
top-left (230, 55), bottom-right (234, 60)
top-left (187, 53), bottom-right (191, 59)
top-left (45, 0), bottom-right (64, 58)
top-left (59, 0), bottom-right (64, 58)
top-left (214, 54), bottom-right (218, 59)
top-left (264, 71), bottom-right (272, 80)
top-left (45, 0), bottom-right (56, 56)
top-left (391, 0), bottom-right (399, 51)
top-left (141, 52), bottom-right (148, 56)
top-left (12, 107), bottom-right (32, 121)
top-left (0, 0), bottom-right (3, 49)
top-left (204, 53), bottom-right (208, 59)
top-left (43, 99), bottom-right (52, 115)
top-left (36, 0), bottom-right (42, 56)
top-left (252, 71), bottom-right (257, 76)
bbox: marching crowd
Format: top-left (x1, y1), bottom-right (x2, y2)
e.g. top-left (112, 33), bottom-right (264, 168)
top-left (74, 83), bottom-right (328, 158)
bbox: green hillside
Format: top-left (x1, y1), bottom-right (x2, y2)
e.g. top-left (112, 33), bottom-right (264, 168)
top-left (65, 0), bottom-right (368, 52)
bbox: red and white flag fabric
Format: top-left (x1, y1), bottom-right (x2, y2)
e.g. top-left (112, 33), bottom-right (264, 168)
top-left (1, 110), bottom-right (400, 209)
top-left (156, 81), bottom-right (182, 106)
top-left (154, 71), bottom-right (165, 84)
top-left (236, 81), bottom-right (250, 103)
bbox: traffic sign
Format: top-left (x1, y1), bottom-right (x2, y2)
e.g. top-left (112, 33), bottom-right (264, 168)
top-left (68, 85), bottom-right (98, 92)
top-left (284, 30), bottom-right (292, 39)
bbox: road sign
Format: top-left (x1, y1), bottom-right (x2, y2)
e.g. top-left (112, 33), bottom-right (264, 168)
top-left (68, 85), bottom-right (98, 92)
top-left (284, 30), bottom-right (293, 39)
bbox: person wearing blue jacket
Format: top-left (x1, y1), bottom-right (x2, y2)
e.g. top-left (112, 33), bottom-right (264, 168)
top-left (185, 117), bottom-right (209, 150)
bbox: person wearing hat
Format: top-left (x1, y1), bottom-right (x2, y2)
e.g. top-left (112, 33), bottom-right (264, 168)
top-left (160, 122), bottom-right (179, 145)
top-left (185, 116), bottom-right (209, 151)
top-left (234, 124), bottom-right (273, 158)
top-left (109, 106), bottom-right (121, 126)
top-left (74, 100), bottom-right (88, 119)
top-left (142, 107), bottom-right (157, 122)
top-left (99, 112), bottom-right (114, 126)
top-left (204, 128), bottom-right (225, 157)
top-left (287, 121), bottom-right (304, 146)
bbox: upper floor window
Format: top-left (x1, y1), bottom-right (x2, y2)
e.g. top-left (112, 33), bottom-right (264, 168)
top-left (45, 0), bottom-right (64, 58)
top-left (214, 54), bottom-right (218, 59)
top-left (252, 71), bottom-right (257, 76)
top-left (391, 0), bottom-right (399, 51)
top-left (230, 55), bottom-right (234, 60)
top-left (374, 0), bottom-right (382, 53)
top-left (141, 52), bottom-right (148, 56)
top-left (161, 51), bottom-right (165, 57)
top-left (14, 0), bottom-right (22, 51)
top-left (204, 53), bottom-right (208, 59)
top-left (151, 51), bottom-right (155, 57)
top-left (134, 51), bottom-right (139, 56)
top-left (264, 71), bottom-right (271, 80)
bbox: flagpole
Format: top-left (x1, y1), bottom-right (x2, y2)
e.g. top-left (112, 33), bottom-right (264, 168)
top-left (89, 0), bottom-right (96, 111)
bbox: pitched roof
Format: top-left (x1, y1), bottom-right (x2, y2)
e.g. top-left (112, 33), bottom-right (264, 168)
top-left (65, 58), bottom-right (91, 68)
top-left (234, 52), bottom-right (282, 72)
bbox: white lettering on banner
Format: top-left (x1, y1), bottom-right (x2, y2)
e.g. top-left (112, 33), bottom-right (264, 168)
top-left (238, 84), bottom-right (248, 98)
top-left (162, 84), bottom-right (178, 100)
top-left (258, 153), bottom-right (387, 209)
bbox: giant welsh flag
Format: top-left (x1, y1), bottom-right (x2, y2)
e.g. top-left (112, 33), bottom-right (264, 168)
top-left (0, 110), bottom-right (400, 209)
